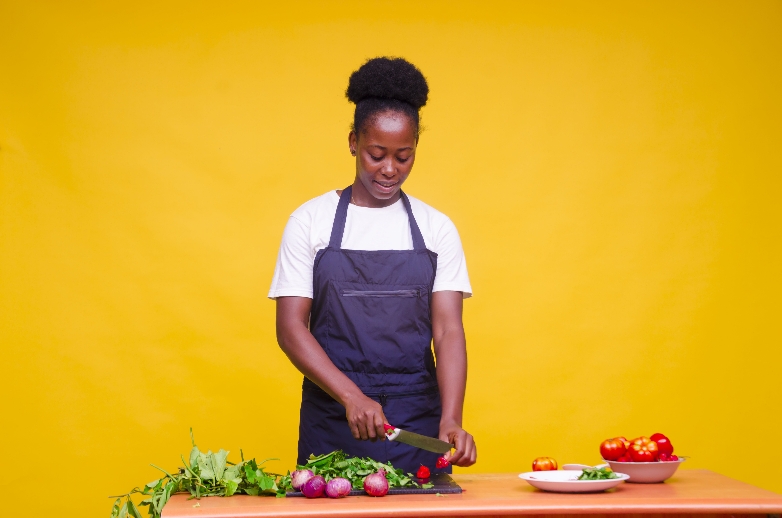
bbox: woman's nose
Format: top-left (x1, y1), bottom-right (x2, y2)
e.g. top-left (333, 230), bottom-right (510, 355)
top-left (381, 158), bottom-right (394, 176)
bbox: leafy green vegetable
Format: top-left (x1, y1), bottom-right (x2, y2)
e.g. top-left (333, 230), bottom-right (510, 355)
top-left (577, 466), bottom-right (619, 480)
top-left (110, 432), bottom-right (433, 518)
top-left (109, 429), bottom-right (283, 518)
top-left (278, 450), bottom-right (433, 492)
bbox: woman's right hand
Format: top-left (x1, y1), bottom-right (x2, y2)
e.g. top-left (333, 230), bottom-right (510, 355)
top-left (344, 393), bottom-right (388, 441)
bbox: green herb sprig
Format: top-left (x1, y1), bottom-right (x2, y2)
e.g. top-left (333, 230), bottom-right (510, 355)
top-left (577, 466), bottom-right (619, 480)
top-left (109, 429), bottom-right (283, 518)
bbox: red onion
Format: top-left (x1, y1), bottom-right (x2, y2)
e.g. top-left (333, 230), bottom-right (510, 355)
top-left (325, 477), bottom-right (352, 498)
top-left (301, 475), bottom-right (326, 498)
top-left (291, 469), bottom-right (315, 490)
top-left (363, 470), bottom-right (389, 497)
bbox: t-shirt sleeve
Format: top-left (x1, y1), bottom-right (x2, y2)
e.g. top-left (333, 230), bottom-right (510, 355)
top-left (268, 215), bottom-right (315, 299)
top-left (432, 217), bottom-right (473, 298)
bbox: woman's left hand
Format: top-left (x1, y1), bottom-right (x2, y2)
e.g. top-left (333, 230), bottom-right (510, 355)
top-left (439, 421), bottom-right (477, 467)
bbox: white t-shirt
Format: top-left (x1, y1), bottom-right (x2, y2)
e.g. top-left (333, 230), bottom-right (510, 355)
top-left (268, 190), bottom-right (472, 299)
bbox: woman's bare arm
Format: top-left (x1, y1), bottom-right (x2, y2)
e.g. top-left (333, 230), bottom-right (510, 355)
top-left (276, 296), bottom-right (387, 440)
top-left (431, 290), bottom-right (477, 466)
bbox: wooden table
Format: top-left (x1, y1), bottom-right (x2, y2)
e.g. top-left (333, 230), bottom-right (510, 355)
top-left (162, 470), bottom-right (782, 517)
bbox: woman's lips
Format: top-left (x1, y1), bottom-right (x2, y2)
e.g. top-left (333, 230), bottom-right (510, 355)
top-left (373, 180), bottom-right (398, 194)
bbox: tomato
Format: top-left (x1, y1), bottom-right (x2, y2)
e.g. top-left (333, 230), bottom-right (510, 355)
top-left (600, 438), bottom-right (627, 461)
top-left (630, 447), bottom-right (656, 462)
top-left (615, 452), bottom-right (633, 462)
top-left (532, 457), bottom-right (558, 471)
top-left (616, 436), bottom-right (630, 450)
top-left (650, 433), bottom-right (674, 456)
top-left (632, 436), bottom-right (651, 446)
top-left (435, 456), bottom-right (450, 469)
top-left (629, 436), bottom-right (659, 462)
top-left (416, 465), bottom-right (431, 479)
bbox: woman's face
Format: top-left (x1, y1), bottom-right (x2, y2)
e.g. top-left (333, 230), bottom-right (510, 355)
top-left (349, 110), bottom-right (417, 207)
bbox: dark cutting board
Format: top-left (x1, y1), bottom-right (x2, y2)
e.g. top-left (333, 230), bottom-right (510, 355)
top-left (286, 473), bottom-right (462, 497)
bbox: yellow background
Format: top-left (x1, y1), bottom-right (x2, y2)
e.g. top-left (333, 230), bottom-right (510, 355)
top-left (1, 1), bottom-right (781, 515)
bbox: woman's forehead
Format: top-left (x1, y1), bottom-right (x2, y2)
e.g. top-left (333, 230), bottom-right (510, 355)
top-left (361, 111), bottom-right (417, 144)
top-left (372, 112), bottom-right (410, 132)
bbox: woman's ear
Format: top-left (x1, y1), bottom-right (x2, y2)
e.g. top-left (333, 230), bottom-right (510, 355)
top-left (348, 131), bottom-right (357, 156)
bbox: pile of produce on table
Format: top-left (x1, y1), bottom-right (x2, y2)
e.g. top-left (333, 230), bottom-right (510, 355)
top-left (109, 430), bottom-right (432, 518)
top-left (600, 433), bottom-right (679, 462)
top-left (284, 450), bottom-right (433, 498)
top-left (529, 432), bottom-right (681, 477)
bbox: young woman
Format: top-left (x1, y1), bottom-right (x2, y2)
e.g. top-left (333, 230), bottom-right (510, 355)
top-left (269, 57), bottom-right (476, 474)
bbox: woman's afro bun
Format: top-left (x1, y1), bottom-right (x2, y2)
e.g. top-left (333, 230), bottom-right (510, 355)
top-left (346, 57), bottom-right (429, 109)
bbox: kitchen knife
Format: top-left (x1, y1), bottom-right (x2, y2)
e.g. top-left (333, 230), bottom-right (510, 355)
top-left (383, 424), bottom-right (452, 454)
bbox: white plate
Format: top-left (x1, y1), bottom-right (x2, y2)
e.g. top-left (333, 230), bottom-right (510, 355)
top-left (519, 470), bottom-right (629, 493)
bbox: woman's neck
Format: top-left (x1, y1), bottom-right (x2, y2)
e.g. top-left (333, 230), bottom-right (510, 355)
top-left (349, 180), bottom-right (401, 208)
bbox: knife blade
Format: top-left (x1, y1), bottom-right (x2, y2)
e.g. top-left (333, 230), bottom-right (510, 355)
top-left (383, 424), bottom-right (452, 454)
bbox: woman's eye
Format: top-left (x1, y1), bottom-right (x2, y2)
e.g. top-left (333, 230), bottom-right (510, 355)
top-left (397, 156), bottom-right (410, 163)
top-left (369, 154), bottom-right (383, 161)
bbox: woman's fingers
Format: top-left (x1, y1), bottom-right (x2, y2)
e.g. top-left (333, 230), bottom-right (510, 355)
top-left (349, 419), bottom-right (361, 440)
top-left (449, 433), bottom-right (465, 465)
top-left (374, 409), bottom-right (388, 441)
top-left (456, 432), bottom-right (477, 467)
top-left (442, 428), bottom-right (477, 467)
top-left (346, 395), bottom-right (387, 441)
top-left (358, 419), bottom-right (370, 441)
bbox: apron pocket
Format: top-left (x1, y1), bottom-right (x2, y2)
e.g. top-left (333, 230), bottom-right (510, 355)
top-left (326, 282), bottom-right (431, 376)
top-left (341, 289), bottom-right (419, 298)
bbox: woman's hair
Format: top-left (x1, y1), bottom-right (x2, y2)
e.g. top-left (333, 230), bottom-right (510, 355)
top-left (346, 57), bottom-right (429, 138)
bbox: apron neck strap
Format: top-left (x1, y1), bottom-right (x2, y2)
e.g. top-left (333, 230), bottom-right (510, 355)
top-left (328, 186), bottom-right (352, 249)
top-left (328, 185), bottom-right (427, 251)
top-left (400, 191), bottom-right (427, 251)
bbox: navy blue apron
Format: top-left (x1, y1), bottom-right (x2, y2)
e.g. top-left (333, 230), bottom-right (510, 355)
top-left (297, 186), bottom-right (449, 474)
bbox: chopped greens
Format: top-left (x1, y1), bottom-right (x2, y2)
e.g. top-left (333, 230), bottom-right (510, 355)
top-left (578, 466), bottom-right (619, 480)
top-left (279, 450), bottom-right (434, 492)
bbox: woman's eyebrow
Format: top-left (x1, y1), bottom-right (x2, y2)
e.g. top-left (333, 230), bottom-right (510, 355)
top-left (369, 144), bottom-right (414, 151)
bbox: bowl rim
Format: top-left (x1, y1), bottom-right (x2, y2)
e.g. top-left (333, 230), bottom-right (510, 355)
top-left (602, 457), bottom-right (687, 465)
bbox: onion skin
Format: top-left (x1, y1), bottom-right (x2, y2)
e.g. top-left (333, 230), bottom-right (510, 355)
top-left (325, 477), bottom-right (352, 498)
top-left (363, 470), bottom-right (389, 497)
top-left (301, 475), bottom-right (326, 498)
top-left (291, 469), bottom-right (315, 490)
